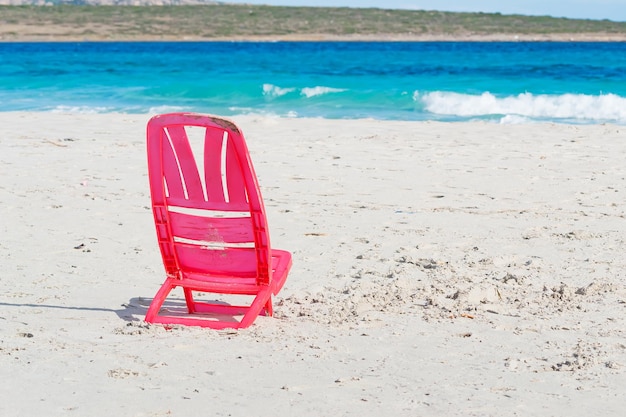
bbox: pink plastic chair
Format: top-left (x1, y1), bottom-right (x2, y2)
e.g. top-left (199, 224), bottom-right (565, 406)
top-left (145, 113), bottom-right (292, 329)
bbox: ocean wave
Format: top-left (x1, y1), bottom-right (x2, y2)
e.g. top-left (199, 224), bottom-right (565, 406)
top-left (262, 83), bottom-right (296, 98)
top-left (417, 91), bottom-right (626, 124)
top-left (300, 86), bottom-right (347, 98)
top-left (262, 84), bottom-right (346, 99)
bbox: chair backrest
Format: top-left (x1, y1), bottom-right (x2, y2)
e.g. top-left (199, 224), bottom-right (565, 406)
top-left (147, 113), bottom-right (271, 285)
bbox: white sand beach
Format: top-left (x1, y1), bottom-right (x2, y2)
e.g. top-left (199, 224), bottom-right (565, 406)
top-left (1, 112), bottom-right (625, 416)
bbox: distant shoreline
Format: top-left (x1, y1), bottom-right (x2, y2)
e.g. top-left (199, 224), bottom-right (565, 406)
top-left (3, 33), bottom-right (626, 42)
top-left (2, 5), bottom-right (626, 43)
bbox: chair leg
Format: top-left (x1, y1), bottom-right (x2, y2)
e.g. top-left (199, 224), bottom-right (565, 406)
top-left (264, 298), bottom-right (273, 317)
top-left (239, 288), bottom-right (273, 328)
top-left (183, 288), bottom-right (196, 313)
top-left (145, 278), bottom-right (176, 323)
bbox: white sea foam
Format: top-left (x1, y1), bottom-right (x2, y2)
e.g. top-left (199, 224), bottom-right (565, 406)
top-left (300, 86), bottom-right (346, 98)
top-left (228, 107), bottom-right (300, 118)
top-left (499, 115), bottom-right (532, 124)
top-left (417, 91), bottom-right (626, 124)
top-left (51, 105), bottom-right (114, 114)
top-left (148, 105), bottom-right (185, 114)
top-left (262, 83), bottom-right (296, 97)
top-left (263, 84), bottom-right (346, 99)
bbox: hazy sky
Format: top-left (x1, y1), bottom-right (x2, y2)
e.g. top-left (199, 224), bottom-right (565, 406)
top-left (224, 1), bottom-right (626, 22)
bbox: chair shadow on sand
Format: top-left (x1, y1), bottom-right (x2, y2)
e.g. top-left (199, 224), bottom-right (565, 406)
top-left (0, 299), bottom-right (148, 323)
top-left (126, 296), bottom-right (246, 326)
top-left (0, 296), bottom-right (244, 326)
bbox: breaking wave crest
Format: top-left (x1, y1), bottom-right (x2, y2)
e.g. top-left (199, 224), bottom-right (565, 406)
top-left (300, 86), bottom-right (347, 98)
top-left (263, 84), bottom-right (346, 99)
top-left (417, 91), bottom-right (626, 124)
top-left (262, 83), bottom-right (296, 98)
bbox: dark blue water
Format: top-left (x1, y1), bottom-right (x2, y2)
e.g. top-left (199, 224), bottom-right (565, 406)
top-left (1, 41), bottom-right (626, 123)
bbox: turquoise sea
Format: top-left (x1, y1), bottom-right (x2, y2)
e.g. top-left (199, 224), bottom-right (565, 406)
top-left (1, 41), bottom-right (626, 124)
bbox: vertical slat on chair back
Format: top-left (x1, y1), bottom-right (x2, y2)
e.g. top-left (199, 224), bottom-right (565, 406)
top-left (161, 125), bottom-right (205, 203)
top-left (203, 126), bottom-right (227, 204)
